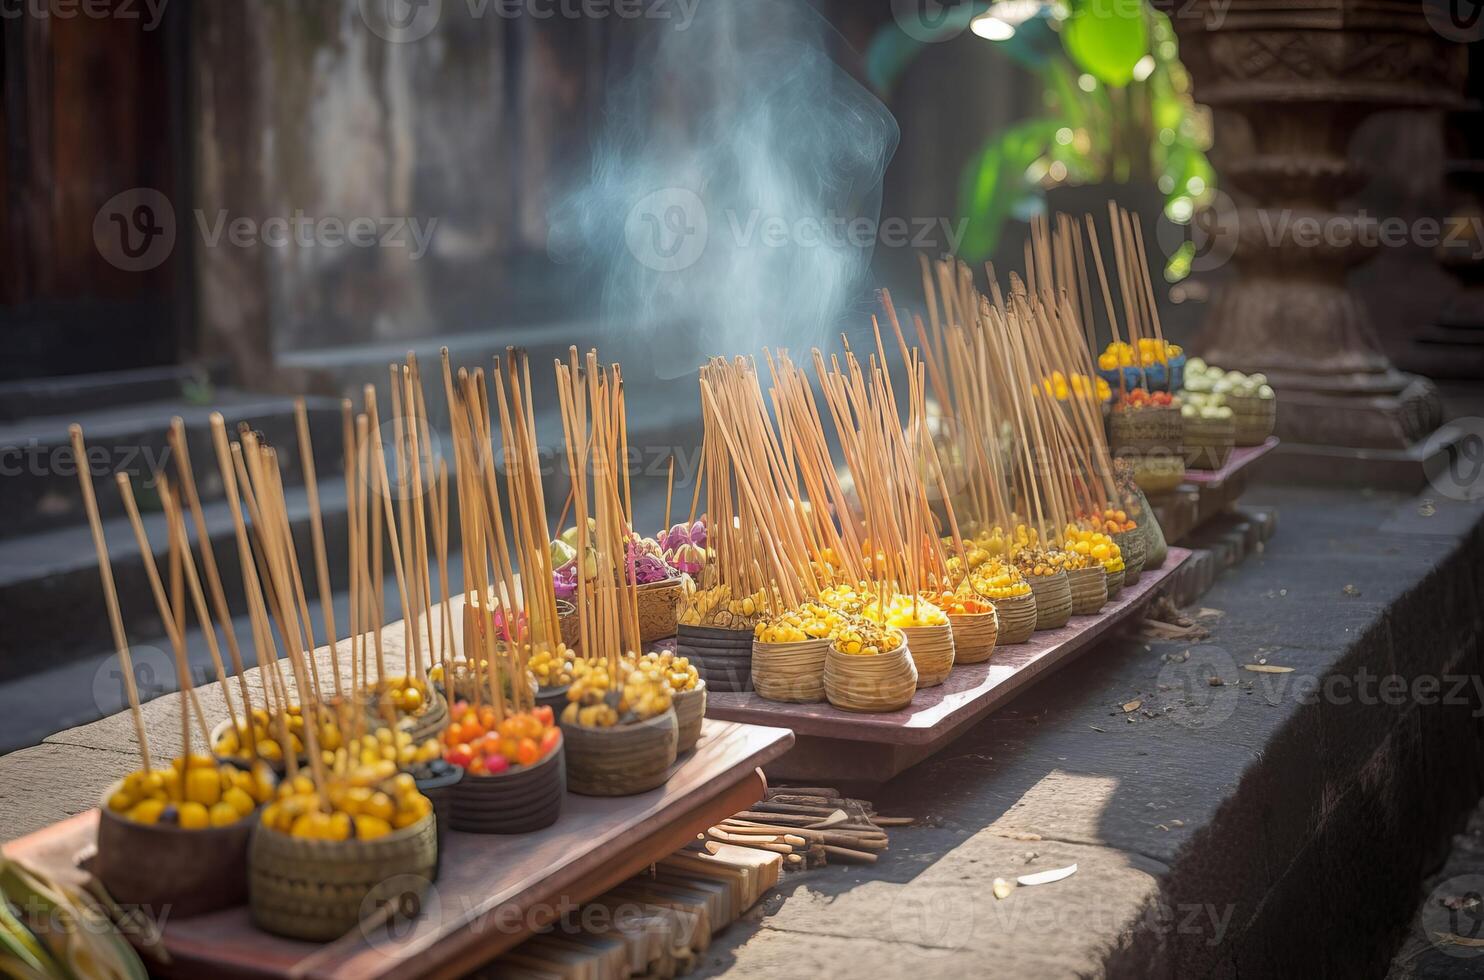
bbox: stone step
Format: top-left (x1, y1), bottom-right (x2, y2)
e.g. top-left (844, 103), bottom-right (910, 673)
top-left (0, 363), bottom-right (227, 422)
top-left (0, 560), bottom-right (464, 755)
top-left (0, 391), bottom-right (346, 539)
top-left (0, 478), bottom-right (353, 683)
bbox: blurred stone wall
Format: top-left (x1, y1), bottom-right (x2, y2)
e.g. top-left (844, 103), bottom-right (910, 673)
top-left (191, 1), bottom-right (605, 381)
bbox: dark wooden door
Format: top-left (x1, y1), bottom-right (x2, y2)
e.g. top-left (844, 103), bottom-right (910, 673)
top-left (0, 0), bottom-right (188, 381)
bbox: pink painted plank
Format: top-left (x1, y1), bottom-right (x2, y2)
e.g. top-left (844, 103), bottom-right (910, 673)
top-left (704, 549), bottom-right (1190, 746)
top-left (1184, 436), bottom-right (1279, 487)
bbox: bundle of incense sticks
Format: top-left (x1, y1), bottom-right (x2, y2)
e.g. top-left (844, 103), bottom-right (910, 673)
top-left (554, 348), bottom-right (643, 668)
top-left (693, 356), bottom-right (826, 614)
top-left (810, 319), bottom-right (958, 604)
top-left (1023, 206), bottom-right (1172, 394)
top-left (439, 352), bottom-right (542, 718)
top-left (916, 229), bottom-right (1137, 547)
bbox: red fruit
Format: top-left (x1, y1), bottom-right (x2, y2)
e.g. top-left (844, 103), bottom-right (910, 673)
top-left (540, 727), bottom-right (562, 756)
top-left (484, 754), bottom-right (510, 775)
top-left (533, 705), bottom-right (555, 727)
top-left (445, 743), bottom-right (473, 768)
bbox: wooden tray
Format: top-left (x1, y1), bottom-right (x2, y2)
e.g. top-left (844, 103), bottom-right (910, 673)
top-left (701, 550), bottom-right (1188, 784)
top-left (2, 719), bottom-right (793, 980)
top-left (1182, 436), bottom-right (1277, 490)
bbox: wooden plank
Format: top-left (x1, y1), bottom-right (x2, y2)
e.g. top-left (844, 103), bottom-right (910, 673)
top-left (1183, 436), bottom-right (1278, 489)
top-left (4, 721), bottom-right (792, 980)
top-left (704, 549), bottom-right (1189, 749)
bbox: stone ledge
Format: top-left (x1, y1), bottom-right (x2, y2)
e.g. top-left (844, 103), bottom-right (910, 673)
top-left (694, 487), bottom-right (1484, 980)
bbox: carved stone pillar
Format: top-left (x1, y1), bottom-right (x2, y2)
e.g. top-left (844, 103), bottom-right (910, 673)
top-left (1403, 105), bottom-right (1484, 378)
top-left (1165, 0), bottom-right (1468, 485)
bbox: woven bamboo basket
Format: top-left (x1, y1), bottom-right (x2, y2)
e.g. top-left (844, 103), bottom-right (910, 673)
top-left (636, 578), bottom-right (683, 644)
top-left (1183, 415), bottom-right (1235, 470)
top-left (751, 637), bottom-right (829, 703)
top-left (1028, 571), bottom-right (1072, 630)
top-left (823, 635), bottom-right (916, 713)
top-left (672, 680), bottom-right (707, 754)
top-left (448, 741), bottom-right (565, 833)
top-left (1104, 565), bottom-right (1125, 599)
top-left (1066, 565), bottom-right (1108, 615)
top-left (248, 812), bottom-right (438, 942)
top-left (676, 625), bottom-right (754, 692)
top-left (561, 708), bottom-right (678, 797)
top-left (899, 622), bottom-right (955, 687)
top-left (1127, 453), bottom-right (1185, 494)
top-left (95, 779), bottom-right (259, 919)
top-left (1109, 404), bottom-right (1183, 448)
top-left (948, 608), bottom-right (998, 665)
top-left (988, 591), bottom-right (1037, 645)
top-left (557, 599), bottom-right (580, 652)
top-left (1111, 528), bottom-right (1145, 585)
top-left (1228, 393), bottom-right (1276, 446)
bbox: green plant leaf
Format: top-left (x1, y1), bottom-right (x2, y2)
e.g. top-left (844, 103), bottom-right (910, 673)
top-left (956, 119), bottom-right (1060, 260)
top-left (1062, 0), bottom-right (1149, 88)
